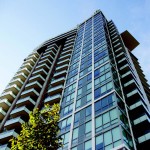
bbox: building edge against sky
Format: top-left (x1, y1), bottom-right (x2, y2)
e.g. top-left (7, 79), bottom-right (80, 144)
top-left (0, 10), bottom-right (150, 150)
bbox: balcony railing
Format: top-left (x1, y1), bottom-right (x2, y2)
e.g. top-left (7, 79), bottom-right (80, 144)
top-left (21, 88), bottom-right (39, 98)
top-left (16, 97), bottom-right (35, 107)
top-left (53, 70), bottom-right (67, 78)
top-left (38, 58), bottom-right (52, 66)
top-left (0, 129), bottom-right (18, 143)
top-left (4, 84), bottom-right (20, 95)
top-left (0, 91), bottom-right (16, 102)
top-left (9, 78), bottom-right (24, 88)
top-left (13, 72), bottom-right (27, 81)
top-left (29, 74), bottom-right (45, 83)
top-left (51, 77), bottom-right (65, 86)
top-left (32, 68), bottom-right (47, 77)
top-left (138, 132), bottom-right (150, 143)
top-left (0, 99), bottom-right (11, 111)
top-left (0, 107), bottom-right (6, 120)
top-left (10, 106), bottom-right (30, 118)
top-left (44, 94), bottom-right (61, 105)
top-left (35, 63), bottom-right (50, 71)
top-left (56, 64), bottom-right (68, 72)
top-left (25, 81), bottom-right (42, 90)
top-left (48, 85), bottom-right (64, 95)
top-left (4, 117), bottom-right (24, 130)
top-left (24, 58), bottom-right (35, 66)
top-left (0, 144), bottom-right (10, 150)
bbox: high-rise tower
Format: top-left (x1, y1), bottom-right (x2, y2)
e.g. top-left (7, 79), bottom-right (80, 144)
top-left (0, 10), bottom-right (149, 150)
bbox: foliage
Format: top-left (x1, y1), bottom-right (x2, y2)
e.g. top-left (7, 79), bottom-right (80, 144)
top-left (10, 104), bottom-right (62, 150)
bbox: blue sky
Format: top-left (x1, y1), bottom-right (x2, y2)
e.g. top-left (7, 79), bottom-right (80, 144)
top-left (0, 0), bottom-right (150, 94)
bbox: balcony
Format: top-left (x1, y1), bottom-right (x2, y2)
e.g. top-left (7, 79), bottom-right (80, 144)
top-left (48, 85), bottom-right (64, 95)
top-left (117, 58), bottom-right (127, 67)
top-left (0, 144), bottom-right (10, 150)
top-left (29, 74), bottom-right (45, 83)
top-left (4, 117), bottom-right (24, 130)
top-left (59, 54), bottom-right (71, 61)
top-left (61, 49), bottom-right (72, 56)
top-left (17, 67), bottom-right (30, 76)
top-left (56, 64), bottom-right (68, 72)
top-left (38, 58), bottom-right (52, 66)
top-left (14, 72), bottom-right (27, 82)
top-left (26, 54), bottom-right (38, 61)
top-left (0, 107), bottom-right (6, 120)
top-left (44, 94), bottom-right (61, 105)
top-left (64, 41), bottom-right (74, 47)
top-left (24, 58), bottom-right (35, 66)
top-left (21, 88), bottom-right (39, 99)
top-left (32, 68), bottom-right (47, 77)
top-left (121, 71), bottom-right (135, 83)
top-left (4, 84), bottom-right (20, 95)
top-left (0, 99), bottom-right (11, 111)
top-left (25, 81), bottom-right (42, 90)
top-left (9, 78), bottom-right (23, 88)
top-left (35, 63), bottom-right (50, 72)
top-left (57, 58), bottom-right (70, 66)
top-left (130, 100), bottom-right (148, 115)
top-left (10, 106), bottom-right (30, 118)
top-left (126, 89), bottom-right (143, 106)
top-left (63, 45), bottom-right (73, 51)
top-left (123, 79), bottom-right (137, 92)
top-left (53, 70), bottom-right (67, 78)
top-left (133, 114), bottom-right (150, 126)
top-left (0, 129), bottom-right (18, 144)
top-left (46, 43), bottom-right (58, 52)
top-left (21, 63), bottom-right (33, 71)
top-left (51, 77), bottom-right (66, 86)
top-left (41, 53), bottom-right (54, 61)
top-left (16, 97), bottom-right (35, 107)
top-left (138, 132), bottom-right (150, 144)
top-left (0, 91), bottom-right (16, 102)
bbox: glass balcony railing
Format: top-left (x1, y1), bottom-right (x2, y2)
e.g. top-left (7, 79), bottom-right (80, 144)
top-left (0, 99), bottom-right (11, 111)
top-left (4, 84), bottom-right (20, 95)
top-left (16, 96), bottom-right (35, 107)
top-left (25, 81), bottom-right (42, 90)
top-left (35, 63), bottom-right (50, 71)
top-left (0, 107), bottom-right (6, 120)
top-left (38, 58), bottom-right (52, 66)
top-left (24, 58), bottom-right (35, 66)
top-left (4, 117), bottom-right (24, 130)
top-left (9, 78), bottom-right (23, 88)
top-left (21, 88), bottom-right (39, 98)
top-left (17, 67), bottom-right (30, 76)
top-left (57, 58), bottom-right (70, 66)
top-left (56, 64), bottom-right (68, 72)
top-left (51, 77), bottom-right (65, 86)
top-left (53, 70), bottom-right (67, 78)
top-left (0, 129), bottom-right (18, 143)
top-left (48, 85), bottom-right (64, 94)
top-left (0, 91), bottom-right (16, 102)
top-left (138, 132), bottom-right (150, 143)
top-left (44, 94), bottom-right (61, 105)
top-left (133, 114), bottom-right (150, 125)
top-left (21, 63), bottom-right (32, 71)
top-left (14, 72), bottom-right (27, 81)
top-left (0, 144), bottom-right (10, 150)
top-left (59, 54), bottom-right (71, 61)
top-left (32, 68), bottom-right (47, 77)
top-left (29, 74), bottom-right (45, 83)
top-left (10, 106), bottom-right (30, 118)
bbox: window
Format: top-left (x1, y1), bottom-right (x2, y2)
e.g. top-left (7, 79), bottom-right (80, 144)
top-left (95, 94), bottom-right (115, 115)
top-left (95, 108), bottom-right (118, 133)
top-left (62, 132), bottom-right (70, 147)
top-left (96, 135), bottom-right (104, 150)
top-left (61, 116), bottom-right (72, 132)
top-left (85, 121), bottom-right (91, 138)
top-left (66, 92), bottom-right (75, 103)
top-left (94, 82), bottom-right (113, 100)
top-left (84, 140), bottom-right (92, 150)
top-left (63, 104), bottom-right (73, 116)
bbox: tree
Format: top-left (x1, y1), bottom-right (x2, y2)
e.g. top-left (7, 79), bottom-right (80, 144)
top-left (10, 104), bottom-right (62, 150)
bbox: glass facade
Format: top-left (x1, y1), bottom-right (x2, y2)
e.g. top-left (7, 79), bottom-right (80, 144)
top-left (0, 10), bottom-right (149, 150)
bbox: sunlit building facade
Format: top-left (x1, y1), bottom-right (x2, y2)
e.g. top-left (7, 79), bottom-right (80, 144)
top-left (0, 10), bottom-right (149, 150)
